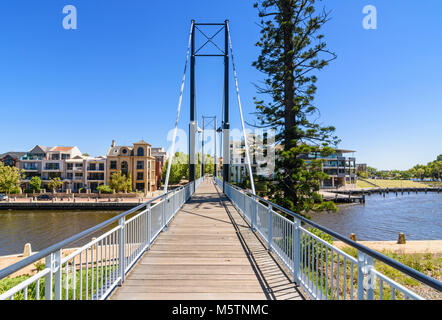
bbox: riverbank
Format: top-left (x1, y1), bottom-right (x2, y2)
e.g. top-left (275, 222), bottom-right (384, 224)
top-left (0, 201), bottom-right (142, 210)
top-left (334, 240), bottom-right (442, 254)
top-left (0, 196), bottom-right (163, 210)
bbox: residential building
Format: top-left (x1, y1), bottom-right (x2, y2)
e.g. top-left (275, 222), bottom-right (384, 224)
top-left (151, 147), bottom-right (168, 190)
top-left (106, 140), bottom-right (156, 193)
top-left (18, 145), bottom-right (107, 192)
top-left (300, 149), bottom-right (357, 189)
top-left (0, 152), bottom-right (26, 168)
top-left (229, 133), bottom-right (274, 183)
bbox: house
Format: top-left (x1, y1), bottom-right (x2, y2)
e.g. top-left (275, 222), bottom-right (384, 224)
top-left (0, 152), bottom-right (26, 168)
top-left (151, 147), bottom-right (168, 189)
top-left (106, 140), bottom-right (156, 193)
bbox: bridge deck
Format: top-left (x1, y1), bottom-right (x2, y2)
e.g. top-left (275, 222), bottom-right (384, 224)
top-left (109, 179), bottom-right (305, 300)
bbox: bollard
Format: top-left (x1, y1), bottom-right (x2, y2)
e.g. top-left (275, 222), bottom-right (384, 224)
top-left (350, 233), bottom-right (357, 241)
top-left (397, 233), bottom-right (406, 244)
top-left (23, 243), bottom-right (32, 257)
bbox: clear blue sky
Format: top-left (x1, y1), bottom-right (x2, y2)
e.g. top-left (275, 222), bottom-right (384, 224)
top-left (0, 0), bottom-right (441, 170)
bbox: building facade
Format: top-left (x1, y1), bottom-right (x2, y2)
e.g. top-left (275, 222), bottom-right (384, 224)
top-left (151, 147), bottom-right (168, 190)
top-left (106, 140), bottom-right (156, 193)
top-left (0, 152), bottom-right (26, 168)
top-left (18, 145), bottom-right (107, 192)
top-left (301, 149), bottom-right (357, 189)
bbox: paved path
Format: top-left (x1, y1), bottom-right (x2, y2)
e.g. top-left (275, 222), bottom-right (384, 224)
top-left (109, 179), bottom-right (304, 300)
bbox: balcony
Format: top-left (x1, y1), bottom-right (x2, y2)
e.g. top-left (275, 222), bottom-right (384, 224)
top-left (20, 155), bottom-right (43, 161)
top-left (22, 166), bottom-right (39, 171)
top-left (67, 166), bottom-right (83, 171)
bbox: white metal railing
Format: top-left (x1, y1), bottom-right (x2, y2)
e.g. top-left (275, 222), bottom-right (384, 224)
top-left (0, 176), bottom-right (204, 300)
top-left (214, 177), bottom-right (442, 300)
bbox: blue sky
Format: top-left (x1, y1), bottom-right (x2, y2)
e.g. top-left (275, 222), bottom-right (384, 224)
top-left (0, 0), bottom-right (441, 170)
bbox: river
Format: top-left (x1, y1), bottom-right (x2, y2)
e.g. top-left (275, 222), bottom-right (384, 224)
top-left (0, 192), bottom-right (441, 256)
top-left (0, 210), bottom-right (121, 256)
top-left (309, 192), bottom-right (442, 241)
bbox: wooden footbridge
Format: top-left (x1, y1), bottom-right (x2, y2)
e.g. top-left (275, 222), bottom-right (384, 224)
top-left (109, 179), bottom-right (304, 300)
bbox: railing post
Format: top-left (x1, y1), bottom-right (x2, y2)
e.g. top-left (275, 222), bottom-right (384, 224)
top-left (146, 203), bottom-right (151, 249)
top-left (44, 250), bottom-right (61, 300)
top-left (251, 195), bottom-right (257, 231)
top-left (162, 194), bottom-right (168, 231)
top-left (119, 217), bottom-right (125, 285)
top-left (267, 204), bottom-right (273, 251)
top-left (357, 251), bottom-right (374, 300)
top-left (293, 218), bottom-right (301, 285)
top-left (53, 250), bottom-right (62, 300)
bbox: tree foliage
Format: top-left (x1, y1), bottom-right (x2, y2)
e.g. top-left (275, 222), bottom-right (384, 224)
top-left (161, 152), bottom-right (188, 185)
top-left (0, 163), bottom-right (23, 194)
top-left (252, 0), bottom-right (339, 216)
top-left (29, 176), bottom-right (42, 192)
top-left (48, 177), bottom-right (62, 192)
top-left (359, 155), bottom-right (442, 181)
top-left (109, 171), bottom-right (132, 192)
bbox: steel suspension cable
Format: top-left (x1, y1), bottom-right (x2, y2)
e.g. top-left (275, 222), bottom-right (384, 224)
top-left (226, 22), bottom-right (256, 195)
top-left (164, 21), bottom-right (194, 193)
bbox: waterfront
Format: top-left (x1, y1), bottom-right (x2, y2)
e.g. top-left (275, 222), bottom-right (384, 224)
top-left (0, 192), bottom-right (441, 256)
top-left (310, 192), bottom-right (442, 241)
top-left (0, 210), bottom-right (121, 256)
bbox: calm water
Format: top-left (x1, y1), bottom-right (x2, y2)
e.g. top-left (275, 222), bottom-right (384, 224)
top-left (0, 210), bottom-right (121, 256)
top-left (310, 192), bottom-right (442, 241)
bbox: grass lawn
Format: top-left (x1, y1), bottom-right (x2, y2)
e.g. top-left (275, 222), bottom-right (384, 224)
top-left (363, 179), bottom-right (429, 188)
top-left (356, 180), bottom-right (376, 188)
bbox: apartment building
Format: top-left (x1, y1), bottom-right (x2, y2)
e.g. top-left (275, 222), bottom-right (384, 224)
top-left (106, 140), bottom-right (156, 193)
top-left (151, 147), bottom-right (168, 189)
top-left (300, 149), bottom-right (357, 189)
top-left (19, 145), bottom-right (107, 192)
top-left (229, 133), bottom-right (274, 183)
top-left (0, 152), bottom-right (26, 168)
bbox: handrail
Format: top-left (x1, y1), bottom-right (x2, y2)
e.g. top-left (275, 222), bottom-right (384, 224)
top-left (0, 183), bottom-right (189, 280)
top-left (224, 181), bottom-right (442, 292)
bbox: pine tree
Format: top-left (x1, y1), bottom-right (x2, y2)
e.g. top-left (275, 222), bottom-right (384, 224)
top-left (253, 0), bottom-right (340, 216)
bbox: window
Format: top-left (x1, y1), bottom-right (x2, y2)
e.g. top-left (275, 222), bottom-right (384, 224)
top-left (89, 163), bottom-right (96, 171)
top-left (137, 172), bottom-right (144, 180)
top-left (110, 161), bottom-right (117, 169)
top-left (121, 161), bottom-right (128, 176)
top-left (62, 154), bottom-right (70, 160)
top-left (45, 163), bottom-right (60, 170)
top-left (51, 154), bottom-right (60, 160)
top-left (137, 161), bottom-right (144, 169)
top-left (99, 163), bottom-right (104, 171)
top-left (67, 163), bottom-right (73, 170)
top-left (122, 149), bottom-right (127, 155)
top-left (137, 147), bottom-right (144, 156)
top-left (136, 183), bottom-right (145, 191)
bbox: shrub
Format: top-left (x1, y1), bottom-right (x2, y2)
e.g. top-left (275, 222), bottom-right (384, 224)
top-left (97, 185), bottom-right (113, 194)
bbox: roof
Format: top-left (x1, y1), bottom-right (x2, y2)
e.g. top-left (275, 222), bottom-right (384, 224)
top-left (133, 140), bottom-right (150, 146)
top-left (0, 151), bottom-right (26, 159)
top-left (51, 146), bottom-right (74, 152)
top-left (107, 146), bottom-right (133, 156)
top-left (335, 149), bottom-right (356, 153)
top-left (29, 145), bottom-right (50, 154)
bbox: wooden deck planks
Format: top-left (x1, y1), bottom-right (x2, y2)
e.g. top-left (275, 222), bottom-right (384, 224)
top-left (109, 179), bottom-right (305, 300)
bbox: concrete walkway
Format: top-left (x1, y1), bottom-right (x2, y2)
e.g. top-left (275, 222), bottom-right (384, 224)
top-left (109, 179), bottom-right (304, 300)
